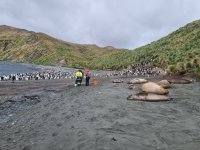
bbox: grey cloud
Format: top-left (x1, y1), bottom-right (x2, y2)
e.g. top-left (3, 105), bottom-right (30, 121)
top-left (0, 0), bottom-right (200, 49)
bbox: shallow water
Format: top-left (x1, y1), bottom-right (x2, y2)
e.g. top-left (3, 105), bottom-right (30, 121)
top-left (0, 61), bottom-right (75, 76)
top-left (0, 61), bottom-right (40, 75)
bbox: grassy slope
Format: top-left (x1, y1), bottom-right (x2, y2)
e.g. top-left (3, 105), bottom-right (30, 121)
top-left (90, 20), bottom-right (200, 76)
top-left (0, 25), bottom-right (125, 68)
top-left (1, 20), bottom-right (200, 77)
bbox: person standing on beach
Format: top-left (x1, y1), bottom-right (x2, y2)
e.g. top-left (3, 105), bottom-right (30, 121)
top-left (85, 69), bottom-right (91, 86)
top-left (75, 69), bottom-right (83, 86)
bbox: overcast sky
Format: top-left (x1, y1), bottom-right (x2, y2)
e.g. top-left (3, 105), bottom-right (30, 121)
top-left (0, 0), bottom-right (200, 49)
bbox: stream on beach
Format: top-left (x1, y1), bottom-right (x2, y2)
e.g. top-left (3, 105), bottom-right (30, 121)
top-left (0, 62), bottom-right (200, 150)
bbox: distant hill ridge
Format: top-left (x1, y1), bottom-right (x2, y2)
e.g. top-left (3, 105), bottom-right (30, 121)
top-left (0, 25), bottom-right (126, 68)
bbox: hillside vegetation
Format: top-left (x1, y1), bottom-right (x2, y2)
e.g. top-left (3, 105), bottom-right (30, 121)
top-left (1, 20), bottom-right (200, 77)
top-left (0, 25), bottom-right (125, 68)
top-left (89, 20), bottom-right (200, 77)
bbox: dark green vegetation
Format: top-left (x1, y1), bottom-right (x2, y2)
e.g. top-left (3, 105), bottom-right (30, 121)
top-left (0, 25), bottom-right (125, 68)
top-left (0, 20), bottom-right (200, 77)
top-left (89, 20), bottom-right (200, 77)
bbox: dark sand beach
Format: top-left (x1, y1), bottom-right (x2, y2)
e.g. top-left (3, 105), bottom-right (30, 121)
top-left (0, 76), bottom-right (200, 150)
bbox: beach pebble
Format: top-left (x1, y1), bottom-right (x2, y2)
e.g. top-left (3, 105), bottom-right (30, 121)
top-left (22, 145), bottom-right (31, 150)
top-left (112, 80), bottom-right (123, 83)
top-left (52, 132), bottom-right (58, 137)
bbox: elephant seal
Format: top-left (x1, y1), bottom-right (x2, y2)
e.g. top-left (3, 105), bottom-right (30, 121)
top-left (168, 78), bottom-right (192, 84)
top-left (128, 78), bottom-right (148, 84)
top-left (127, 92), bottom-right (170, 102)
top-left (142, 82), bottom-right (169, 95)
top-left (158, 80), bottom-right (171, 88)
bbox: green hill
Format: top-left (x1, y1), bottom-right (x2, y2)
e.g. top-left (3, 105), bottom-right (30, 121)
top-left (0, 25), bottom-right (126, 68)
top-left (89, 20), bottom-right (200, 77)
top-left (1, 20), bottom-right (200, 77)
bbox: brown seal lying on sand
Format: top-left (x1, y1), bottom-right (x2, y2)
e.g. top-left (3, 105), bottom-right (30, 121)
top-left (127, 92), bottom-right (170, 102)
top-left (168, 78), bottom-right (192, 84)
top-left (127, 78), bottom-right (147, 84)
top-left (142, 82), bottom-right (169, 95)
top-left (158, 80), bottom-right (171, 88)
top-left (127, 82), bottom-right (170, 102)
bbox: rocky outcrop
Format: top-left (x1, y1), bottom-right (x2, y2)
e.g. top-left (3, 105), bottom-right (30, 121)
top-left (1, 40), bottom-right (13, 51)
top-left (59, 59), bottom-right (66, 65)
top-left (28, 51), bottom-right (42, 60)
top-left (26, 34), bottom-right (38, 44)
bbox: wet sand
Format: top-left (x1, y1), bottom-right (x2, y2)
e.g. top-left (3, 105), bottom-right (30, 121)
top-left (0, 76), bottom-right (200, 150)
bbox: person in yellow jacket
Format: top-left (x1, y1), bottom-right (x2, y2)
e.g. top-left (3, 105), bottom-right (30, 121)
top-left (75, 69), bottom-right (83, 86)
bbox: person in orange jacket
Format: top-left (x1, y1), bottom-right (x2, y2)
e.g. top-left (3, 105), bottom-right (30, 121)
top-left (85, 68), bottom-right (91, 86)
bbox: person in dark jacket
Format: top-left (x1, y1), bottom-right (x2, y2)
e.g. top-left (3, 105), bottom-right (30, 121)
top-left (85, 69), bottom-right (91, 86)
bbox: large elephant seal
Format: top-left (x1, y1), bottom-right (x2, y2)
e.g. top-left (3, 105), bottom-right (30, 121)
top-left (127, 92), bottom-right (170, 102)
top-left (158, 80), bottom-right (171, 89)
top-left (142, 82), bottom-right (169, 95)
top-left (168, 78), bottom-right (192, 84)
top-left (128, 78), bottom-right (148, 84)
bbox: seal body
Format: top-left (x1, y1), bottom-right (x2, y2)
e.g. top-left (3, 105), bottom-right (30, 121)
top-left (142, 82), bottom-right (169, 95)
top-left (127, 93), bottom-right (170, 102)
top-left (158, 80), bottom-right (171, 88)
top-left (168, 78), bottom-right (192, 84)
top-left (128, 78), bottom-right (147, 84)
